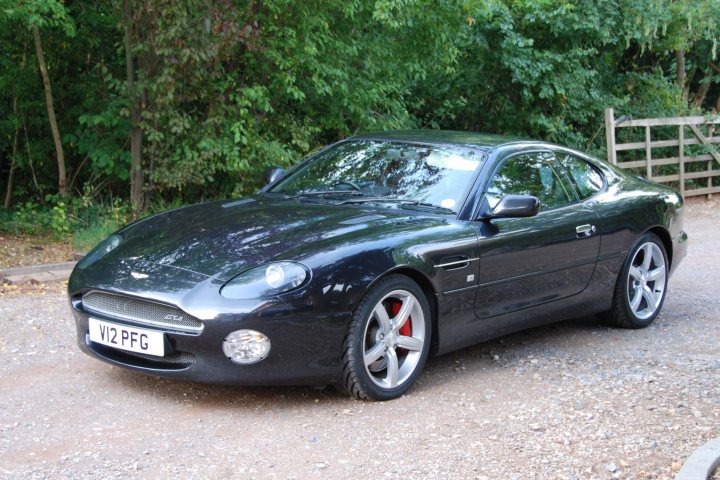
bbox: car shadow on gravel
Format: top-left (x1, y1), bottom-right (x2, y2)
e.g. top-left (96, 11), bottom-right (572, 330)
top-left (105, 314), bottom-right (633, 406)
top-left (419, 315), bottom-right (611, 384)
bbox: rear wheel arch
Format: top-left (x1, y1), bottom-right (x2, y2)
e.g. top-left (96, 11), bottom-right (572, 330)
top-left (608, 231), bottom-right (669, 328)
top-left (645, 226), bottom-right (673, 270)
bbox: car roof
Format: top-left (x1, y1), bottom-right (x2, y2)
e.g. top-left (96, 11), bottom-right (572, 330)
top-left (351, 129), bottom-right (529, 150)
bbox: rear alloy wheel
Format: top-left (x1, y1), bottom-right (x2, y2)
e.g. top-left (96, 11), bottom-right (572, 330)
top-left (341, 275), bottom-right (431, 400)
top-left (609, 233), bottom-right (668, 328)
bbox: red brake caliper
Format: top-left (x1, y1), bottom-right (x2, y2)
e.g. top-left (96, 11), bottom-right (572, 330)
top-left (392, 300), bottom-right (412, 337)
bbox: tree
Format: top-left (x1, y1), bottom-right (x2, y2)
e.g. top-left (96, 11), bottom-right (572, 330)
top-left (1, 0), bottom-right (719, 214)
top-left (32, 23), bottom-right (66, 196)
top-left (122, 0), bottom-right (144, 214)
top-left (1, 0), bottom-right (75, 197)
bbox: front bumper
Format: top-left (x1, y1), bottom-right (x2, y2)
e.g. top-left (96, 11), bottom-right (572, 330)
top-left (70, 292), bottom-right (350, 386)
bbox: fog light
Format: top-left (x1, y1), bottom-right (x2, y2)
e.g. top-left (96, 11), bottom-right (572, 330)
top-left (222, 329), bottom-right (271, 364)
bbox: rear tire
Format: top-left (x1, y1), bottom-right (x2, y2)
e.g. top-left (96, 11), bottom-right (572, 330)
top-left (608, 232), bottom-right (668, 329)
top-left (340, 275), bottom-right (432, 401)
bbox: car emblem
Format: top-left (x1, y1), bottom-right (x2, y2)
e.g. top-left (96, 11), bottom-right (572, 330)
top-left (165, 314), bottom-right (184, 321)
top-left (131, 271), bottom-right (149, 279)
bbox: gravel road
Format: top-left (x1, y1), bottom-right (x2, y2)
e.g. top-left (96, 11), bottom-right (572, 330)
top-left (1, 200), bottom-right (719, 480)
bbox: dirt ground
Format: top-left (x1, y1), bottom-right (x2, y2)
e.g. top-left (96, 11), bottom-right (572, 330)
top-left (0, 234), bottom-right (75, 270)
top-left (0, 200), bottom-right (718, 480)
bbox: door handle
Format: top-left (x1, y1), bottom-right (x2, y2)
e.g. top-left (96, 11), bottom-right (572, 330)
top-left (575, 224), bottom-right (596, 238)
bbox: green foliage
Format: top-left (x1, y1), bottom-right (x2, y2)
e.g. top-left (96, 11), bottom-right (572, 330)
top-left (0, 199), bottom-right (65, 236)
top-left (0, 0), bottom-right (719, 218)
top-left (49, 200), bottom-right (70, 235)
top-left (0, 189), bottom-right (131, 250)
top-left (15, 201), bottom-right (43, 234)
top-left (0, 0), bottom-right (75, 35)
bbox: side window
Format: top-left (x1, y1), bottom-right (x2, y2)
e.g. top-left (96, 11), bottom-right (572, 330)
top-left (556, 153), bottom-right (604, 200)
top-left (485, 152), bottom-right (576, 211)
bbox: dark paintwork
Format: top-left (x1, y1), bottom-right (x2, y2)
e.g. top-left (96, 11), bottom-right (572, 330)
top-left (68, 131), bottom-right (688, 386)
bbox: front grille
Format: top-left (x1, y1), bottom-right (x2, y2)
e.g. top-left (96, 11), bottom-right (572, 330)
top-left (82, 291), bottom-right (203, 333)
top-left (90, 342), bottom-right (195, 370)
top-left (124, 350), bottom-right (196, 365)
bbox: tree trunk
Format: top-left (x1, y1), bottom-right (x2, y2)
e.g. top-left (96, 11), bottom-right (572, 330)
top-left (124, 0), bottom-right (144, 215)
top-left (4, 93), bottom-right (19, 208)
top-left (4, 157), bottom-right (15, 209)
top-left (683, 66), bottom-right (696, 101)
top-left (24, 120), bottom-right (44, 202)
top-left (4, 126), bottom-right (18, 209)
top-left (32, 25), bottom-right (67, 197)
top-left (692, 68), bottom-right (713, 109)
top-left (676, 49), bottom-right (685, 91)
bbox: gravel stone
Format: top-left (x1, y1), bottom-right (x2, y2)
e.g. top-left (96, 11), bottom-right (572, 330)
top-left (0, 199), bottom-right (719, 479)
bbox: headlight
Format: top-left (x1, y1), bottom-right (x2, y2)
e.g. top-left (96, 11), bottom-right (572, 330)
top-left (77, 234), bottom-right (123, 269)
top-left (220, 261), bottom-right (311, 299)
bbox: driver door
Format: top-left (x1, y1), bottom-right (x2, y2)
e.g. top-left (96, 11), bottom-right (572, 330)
top-left (474, 151), bottom-right (600, 318)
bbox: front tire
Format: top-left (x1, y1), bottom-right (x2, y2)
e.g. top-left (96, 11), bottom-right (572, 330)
top-left (609, 232), bottom-right (668, 329)
top-left (340, 275), bottom-right (432, 400)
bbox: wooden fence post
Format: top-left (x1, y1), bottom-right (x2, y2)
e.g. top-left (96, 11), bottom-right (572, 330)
top-left (645, 126), bottom-right (652, 180)
top-left (679, 125), bottom-right (685, 198)
top-left (709, 124), bottom-right (715, 199)
top-left (605, 108), bottom-right (617, 165)
top-left (605, 110), bottom-right (720, 197)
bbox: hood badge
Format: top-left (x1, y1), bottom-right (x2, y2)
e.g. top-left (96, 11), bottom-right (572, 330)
top-left (130, 271), bottom-right (149, 280)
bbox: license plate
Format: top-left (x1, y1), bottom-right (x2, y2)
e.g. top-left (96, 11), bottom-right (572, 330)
top-left (88, 317), bottom-right (165, 357)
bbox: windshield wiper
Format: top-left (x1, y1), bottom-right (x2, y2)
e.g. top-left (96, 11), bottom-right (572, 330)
top-left (338, 196), bottom-right (455, 214)
top-left (396, 201), bottom-right (455, 214)
top-left (288, 190), bottom-right (368, 199)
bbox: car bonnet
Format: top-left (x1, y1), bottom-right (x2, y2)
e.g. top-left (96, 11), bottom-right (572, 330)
top-left (95, 195), bottom-right (444, 282)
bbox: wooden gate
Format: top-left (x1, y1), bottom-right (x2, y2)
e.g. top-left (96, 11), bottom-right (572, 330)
top-left (604, 108), bottom-right (720, 197)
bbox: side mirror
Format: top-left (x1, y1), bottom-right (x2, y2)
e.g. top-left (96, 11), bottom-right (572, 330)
top-left (490, 194), bottom-right (540, 219)
top-left (264, 167), bottom-right (285, 185)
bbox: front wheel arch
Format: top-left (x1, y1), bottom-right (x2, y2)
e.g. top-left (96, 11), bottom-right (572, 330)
top-left (340, 273), bottom-right (434, 400)
top-left (364, 266), bottom-right (439, 355)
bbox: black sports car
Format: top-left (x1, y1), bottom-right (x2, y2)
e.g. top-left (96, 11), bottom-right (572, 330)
top-left (68, 130), bottom-right (687, 400)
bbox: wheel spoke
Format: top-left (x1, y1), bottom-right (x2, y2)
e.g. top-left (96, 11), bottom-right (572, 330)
top-left (646, 265), bottom-right (665, 282)
top-left (373, 304), bottom-right (391, 333)
top-left (393, 296), bottom-right (414, 331)
top-left (385, 348), bottom-right (399, 388)
top-left (641, 244), bottom-right (653, 271)
top-left (364, 342), bottom-right (386, 367)
top-left (629, 266), bottom-right (643, 281)
top-left (625, 240), bottom-right (666, 322)
top-left (361, 287), bottom-right (427, 392)
top-left (642, 286), bottom-right (658, 310)
top-left (629, 287), bottom-right (643, 312)
top-left (396, 335), bottom-right (423, 351)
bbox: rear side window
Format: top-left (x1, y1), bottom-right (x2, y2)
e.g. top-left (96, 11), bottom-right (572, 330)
top-left (557, 153), bottom-right (604, 200)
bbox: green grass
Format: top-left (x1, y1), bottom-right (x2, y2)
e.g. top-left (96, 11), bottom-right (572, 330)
top-left (72, 220), bottom-right (120, 253)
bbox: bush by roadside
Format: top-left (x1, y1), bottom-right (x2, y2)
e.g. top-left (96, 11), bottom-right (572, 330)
top-left (0, 194), bottom-right (186, 256)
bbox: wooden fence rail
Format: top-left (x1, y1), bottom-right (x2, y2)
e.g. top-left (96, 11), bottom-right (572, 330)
top-left (604, 108), bottom-right (720, 197)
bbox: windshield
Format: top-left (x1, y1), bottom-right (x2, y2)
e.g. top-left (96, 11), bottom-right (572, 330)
top-left (269, 140), bottom-right (484, 212)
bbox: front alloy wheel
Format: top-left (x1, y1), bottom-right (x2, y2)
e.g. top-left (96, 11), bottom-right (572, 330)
top-left (341, 275), bottom-right (431, 400)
